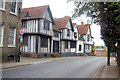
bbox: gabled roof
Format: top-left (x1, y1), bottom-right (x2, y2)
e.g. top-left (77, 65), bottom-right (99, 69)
top-left (54, 16), bottom-right (74, 30)
top-left (77, 24), bottom-right (90, 35)
top-left (21, 5), bottom-right (55, 24)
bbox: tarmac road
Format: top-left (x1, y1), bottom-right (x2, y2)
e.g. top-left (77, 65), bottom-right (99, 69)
top-left (2, 57), bottom-right (106, 78)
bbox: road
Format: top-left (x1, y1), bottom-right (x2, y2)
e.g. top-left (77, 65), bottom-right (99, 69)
top-left (2, 57), bottom-right (106, 78)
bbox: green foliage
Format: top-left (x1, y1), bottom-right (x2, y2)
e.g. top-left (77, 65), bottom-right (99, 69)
top-left (68, 0), bottom-right (120, 52)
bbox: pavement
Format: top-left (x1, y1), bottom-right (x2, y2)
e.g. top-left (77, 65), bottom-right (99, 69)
top-left (94, 57), bottom-right (120, 78)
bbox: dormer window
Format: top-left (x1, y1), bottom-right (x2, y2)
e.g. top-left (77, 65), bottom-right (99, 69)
top-left (67, 29), bottom-right (70, 37)
top-left (10, 0), bottom-right (17, 14)
top-left (44, 21), bottom-right (49, 31)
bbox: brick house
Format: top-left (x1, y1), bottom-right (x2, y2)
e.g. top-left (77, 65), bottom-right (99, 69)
top-left (21, 5), bottom-right (55, 58)
top-left (94, 49), bottom-right (107, 57)
top-left (0, 0), bottom-right (22, 62)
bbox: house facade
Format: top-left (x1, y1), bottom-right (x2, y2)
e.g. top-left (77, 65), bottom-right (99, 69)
top-left (94, 49), bottom-right (107, 57)
top-left (54, 16), bottom-right (77, 56)
top-left (21, 5), bottom-right (55, 58)
top-left (77, 22), bottom-right (93, 55)
top-left (0, 0), bottom-right (22, 62)
top-left (52, 25), bottom-right (60, 54)
top-left (72, 23), bottom-right (84, 56)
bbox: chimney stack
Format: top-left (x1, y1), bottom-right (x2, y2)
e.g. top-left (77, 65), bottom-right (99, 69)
top-left (81, 22), bottom-right (84, 25)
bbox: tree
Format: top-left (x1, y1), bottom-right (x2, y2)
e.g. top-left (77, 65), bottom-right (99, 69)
top-left (68, 1), bottom-right (120, 66)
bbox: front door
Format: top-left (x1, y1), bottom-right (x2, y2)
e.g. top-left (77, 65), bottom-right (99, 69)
top-left (53, 41), bottom-right (59, 52)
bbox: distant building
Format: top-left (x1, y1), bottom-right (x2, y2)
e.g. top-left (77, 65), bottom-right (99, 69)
top-left (94, 49), bottom-right (107, 57)
top-left (0, 0), bottom-right (22, 62)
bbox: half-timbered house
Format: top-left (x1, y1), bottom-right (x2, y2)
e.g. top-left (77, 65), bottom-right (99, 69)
top-left (77, 22), bottom-right (93, 55)
top-left (52, 25), bottom-right (60, 54)
top-left (54, 16), bottom-right (77, 56)
top-left (21, 5), bottom-right (55, 58)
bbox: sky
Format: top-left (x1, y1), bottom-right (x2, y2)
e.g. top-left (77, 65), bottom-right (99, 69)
top-left (22, 0), bottom-right (105, 46)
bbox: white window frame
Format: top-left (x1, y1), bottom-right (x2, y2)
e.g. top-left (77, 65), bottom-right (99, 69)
top-left (0, 26), bottom-right (4, 47)
top-left (0, 0), bottom-right (6, 11)
top-left (10, 0), bottom-right (17, 16)
top-left (8, 28), bottom-right (16, 47)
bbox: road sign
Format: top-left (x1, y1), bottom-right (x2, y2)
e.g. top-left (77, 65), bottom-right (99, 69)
top-left (20, 28), bottom-right (24, 35)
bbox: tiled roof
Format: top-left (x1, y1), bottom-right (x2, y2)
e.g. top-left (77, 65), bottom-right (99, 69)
top-left (53, 25), bottom-right (60, 31)
top-left (54, 16), bottom-right (71, 29)
top-left (77, 24), bottom-right (90, 35)
top-left (21, 5), bottom-right (49, 20)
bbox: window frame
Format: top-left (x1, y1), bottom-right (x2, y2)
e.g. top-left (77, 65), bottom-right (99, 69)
top-left (65, 41), bottom-right (68, 49)
top-left (70, 41), bottom-right (76, 48)
top-left (0, 26), bottom-right (4, 47)
top-left (54, 31), bottom-right (59, 37)
top-left (10, 0), bottom-right (17, 15)
top-left (67, 29), bottom-right (70, 37)
top-left (44, 21), bottom-right (50, 31)
top-left (0, 0), bottom-right (6, 11)
top-left (23, 35), bottom-right (28, 46)
top-left (87, 34), bottom-right (90, 42)
top-left (8, 27), bottom-right (16, 47)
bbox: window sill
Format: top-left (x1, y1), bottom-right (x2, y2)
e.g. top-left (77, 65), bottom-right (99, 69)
top-left (10, 12), bottom-right (17, 16)
top-left (0, 45), bottom-right (4, 48)
top-left (0, 8), bottom-right (5, 12)
top-left (8, 45), bottom-right (16, 48)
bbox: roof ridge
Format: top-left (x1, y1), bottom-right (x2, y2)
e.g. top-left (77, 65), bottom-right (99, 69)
top-left (22, 5), bottom-right (49, 10)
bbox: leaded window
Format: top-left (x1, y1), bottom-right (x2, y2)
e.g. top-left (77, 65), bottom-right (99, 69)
top-left (67, 29), bottom-right (70, 37)
top-left (87, 34), bottom-right (90, 42)
top-left (70, 41), bottom-right (76, 48)
top-left (23, 35), bottom-right (28, 46)
top-left (44, 21), bottom-right (49, 31)
top-left (8, 28), bottom-right (16, 45)
top-left (54, 31), bottom-right (59, 37)
top-left (65, 41), bottom-right (68, 49)
top-left (22, 21), bottom-right (27, 28)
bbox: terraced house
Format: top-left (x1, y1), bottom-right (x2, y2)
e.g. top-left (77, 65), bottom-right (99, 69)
top-left (21, 5), bottom-right (55, 58)
top-left (0, 0), bottom-right (22, 62)
top-left (77, 22), bottom-right (93, 55)
top-left (54, 16), bottom-right (78, 56)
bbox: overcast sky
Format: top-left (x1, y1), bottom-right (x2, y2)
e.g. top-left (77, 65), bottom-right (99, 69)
top-left (22, 0), bottom-right (105, 46)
